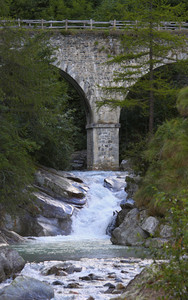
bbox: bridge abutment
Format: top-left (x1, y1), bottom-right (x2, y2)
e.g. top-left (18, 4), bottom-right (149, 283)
top-left (86, 123), bottom-right (120, 170)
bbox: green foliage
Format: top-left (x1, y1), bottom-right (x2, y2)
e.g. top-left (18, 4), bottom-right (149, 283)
top-left (0, 28), bottom-right (78, 209)
top-left (1, 0), bottom-right (187, 20)
top-left (0, 99), bottom-right (35, 210)
top-left (103, 0), bottom-right (187, 133)
top-left (135, 88), bottom-right (188, 215)
top-left (94, 0), bottom-right (130, 21)
top-left (6, 0), bottom-right (97, 20)
top-left (152, 191), bottom-right (188, 299)
top-left (0, 0), bottom-right (11, 17)
top-left (177, 86), bottom-right (188, 117)
top-left (119, 63), bottom-right (188, 172)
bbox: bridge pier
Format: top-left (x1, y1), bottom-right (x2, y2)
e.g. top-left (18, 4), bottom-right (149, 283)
top-left (86, 123), bottom-right (120, 170)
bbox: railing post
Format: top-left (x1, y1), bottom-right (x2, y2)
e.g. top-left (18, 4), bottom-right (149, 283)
top-left (90, 19), bottom-right (93, 30)
top-left (41, 19), bottom-right (44, 29)
top-left (113, 19), bottom-right (116, 29)
top-left (18, 18), bottom-right (21, 27)
top-left (179, 22), bottom-right (181, 31)
top-left (65, 19), bottom-right (68, 31)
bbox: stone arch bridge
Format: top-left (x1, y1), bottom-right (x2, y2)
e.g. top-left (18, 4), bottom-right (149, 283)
top-left (52, 32), bottom-right (187, 170)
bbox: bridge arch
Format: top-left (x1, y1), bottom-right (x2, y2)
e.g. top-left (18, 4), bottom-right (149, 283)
top-left (59, 69), bottom-right (93, 125)
top-left (52, 33), bottom-right (187, 170)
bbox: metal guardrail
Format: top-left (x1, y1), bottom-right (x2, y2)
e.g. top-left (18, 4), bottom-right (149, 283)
top-left (0, 19), bottom-right (188, 31)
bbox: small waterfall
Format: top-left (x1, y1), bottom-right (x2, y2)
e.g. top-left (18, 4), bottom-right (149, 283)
top-left (71, 171), bottom-right (127, 239)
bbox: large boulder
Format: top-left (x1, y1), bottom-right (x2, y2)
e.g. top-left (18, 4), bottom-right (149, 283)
top-left (31, 215), bottom-right (72, 236)
top-left (104, 176), bottom-right (127, 191)
top-left (34, 192), bottom-right (74, 219)
top-left (35, 168), bottom-right (85, 199)
top-left (0, 276), bottom-right (54, 300)
top-left (0, 247), bottom-right (25, 283)
top-left (111, 208), bottom-right (148, 246)
top-left (111, 264), bottom-right (167, 300)
top-left (0, 229), bottom-right (26, 245)
top-left (141, 216), bottom-right (159, 236)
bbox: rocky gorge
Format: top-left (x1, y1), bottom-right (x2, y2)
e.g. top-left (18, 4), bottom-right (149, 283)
top-left (0, 165), bottom-right (173, 299)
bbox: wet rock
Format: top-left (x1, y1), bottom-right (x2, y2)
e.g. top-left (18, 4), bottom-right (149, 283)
top-left (106, 211), bottom-right (118, 235)
top-left (115, 208), bottom-right (131, 227)
top-left (104, 283), bottom-right (116, 289)
top-left (34, 192), bottom-right (74, 219)
top-left (35, 168), bottom-right (85, 199)
top-left (141, 216), bottom-right (159, 236)
top-left (120, 198), bottom-right (135, 209)
top-left (0, 247), bottom-right (25, 283)
top-left (115, 277), bottom-right (123, 283)
top-left (66, 282), bottom-right (81, 288)
top-left (33, 216), bottom-right (72, 236)
top-left (42, 262), bottom-right (81, 276)
top-left (111, 264), bottom-right (167, 300)
top-left (111, 208), bottom-right (148, 246)
top-left (0, 228), bottom-right (25, 245)
top-left (87, 297), bottom-right (95, 300)
top-left (52, 280), bottom-right (64, 285)
top-left (0, 276), bottom-right (54, 300)
top-left (104, 177), bottom-right (126, 191)
top-left (79, 273), bottom-right (103, 281)
top-left (104, 287), bottom-right (115, 294)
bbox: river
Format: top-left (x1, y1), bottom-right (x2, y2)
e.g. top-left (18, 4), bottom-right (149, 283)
top-left (7, 171), bottom-right (152, 299)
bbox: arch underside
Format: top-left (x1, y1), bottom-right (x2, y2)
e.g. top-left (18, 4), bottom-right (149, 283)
top-left (59, 70), bottom-right (93, 124)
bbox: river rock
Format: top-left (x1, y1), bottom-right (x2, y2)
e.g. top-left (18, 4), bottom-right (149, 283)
top-left (141, 216), bottom-right (159, 236)
top-left (80, 273), bottom-right (103, 281)
top-left (0, 247), bottom-right (25, 283)
top-left (111, 208), bottom-right (148, 246)
top-left (111, 264), bottom-right (167, 300)
top-left (42, 262), bottom-right (82, 276)
top-left (106, 212), bottom-right (118, 235)
top-left (35, 168), bottom-right (85, 199)
top-left (34, 192), bottom-right (74, 219)
top-left (0, 229), bottom-right (25, 245)
top-left (115, 208), bottom-right (131, 227)
top-left (104, 176), bottom-right (127, 191)
top-left (120, 198), bottom-right (135, 209)
top-left (125, 175), bottom-right (140, 199)
top-left (33, 215), bottom-right (72, 236)
top-left (0, 276), bottom-right (54, 300)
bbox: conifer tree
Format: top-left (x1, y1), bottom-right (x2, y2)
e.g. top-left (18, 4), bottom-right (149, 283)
top-left (104, 0), bottom-right (188, 134)
top-left (0, 28), bottom-right (75, 209)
